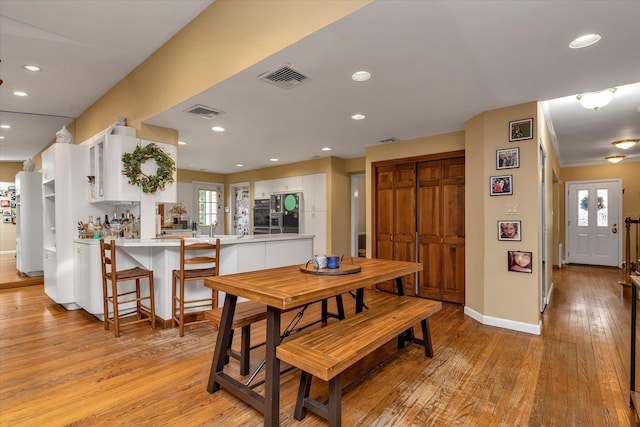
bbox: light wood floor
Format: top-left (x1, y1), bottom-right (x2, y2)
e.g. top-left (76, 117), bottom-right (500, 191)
top-left (0, 253), bottom-right (43, 289)
top-left (1, 264), bottom-right (639, 426)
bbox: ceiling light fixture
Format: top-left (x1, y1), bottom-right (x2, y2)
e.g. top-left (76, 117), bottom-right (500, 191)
top-left (569, 34), bottom-right (601, 49)
top-left (270, 158), bottom-right (279, 162)
top-left (612, 139), bottom-right (638, 150)
top-left (351, 71), bottom-right (371, 82)
top-left (351, 113), bottom-right (366, 120)
top-left (605, 155), bottom-right (625, 163)
top-left (0, 125), bottom-right (10, 129)
top-left (178, 141), bottom-right (187, 145)
top-left (23, 65), bottom-right (42, 72)
top-left (321, 147), bottom-right (331, 151)
top-left (13, 91), bottom-right (28, 97)
top-left (236, 164), bottom-right (244, 167)
top-left (576, 87), bottom-right (616, 111)
top-left (211, 126), bottom-right (225, 132)
top-left (0, 136), bottom-right (5, 139)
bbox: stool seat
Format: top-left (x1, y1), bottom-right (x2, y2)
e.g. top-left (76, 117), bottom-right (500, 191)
top-left (100, 239), bottom-right (156, 338)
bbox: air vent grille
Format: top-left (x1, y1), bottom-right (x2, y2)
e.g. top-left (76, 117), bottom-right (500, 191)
top-left (183, 104), bottom-right (225, 119)
top-left (258, 64), bottom-right (312, 89)
top-left (378, 137), bottom-right (400, 144)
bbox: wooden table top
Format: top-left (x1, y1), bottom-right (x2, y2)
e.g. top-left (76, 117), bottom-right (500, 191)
top-left (204, 258), bottom-right (422, 310)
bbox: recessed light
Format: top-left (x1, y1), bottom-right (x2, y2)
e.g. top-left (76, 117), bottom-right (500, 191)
top-left (270, 158), bottom-right (279, 162)
top-left (569, 34), bottom-right (601, 49)
top-left (236, 164), bottom-right (244, 167)
top-left (605, 155), bottom-right (625, 163)
top-left (211, 126), bottom-right (225, 132)
top-left (351, 113), bottom-right (366, 120)
top-left (178, 141), bottom-right (187, 145)
top-left (321, 147), bottom-right (331, 151)
top-left (13, 91), bottom-right (28, 97)
top-left (351, 71), bottom-right (371, 82)
top-left (23, 65), bottom-right (41, 72)
top-left (0, 125), bottom-right (10, 129)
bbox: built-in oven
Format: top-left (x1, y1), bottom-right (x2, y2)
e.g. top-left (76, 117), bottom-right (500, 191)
top-left (269, 194), bottom-right (283, 234)
top-left (253, 199), bottom-right (270, 234)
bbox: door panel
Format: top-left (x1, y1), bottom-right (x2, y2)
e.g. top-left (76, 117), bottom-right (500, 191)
top-left (567, 180), bottom-right (620, 266)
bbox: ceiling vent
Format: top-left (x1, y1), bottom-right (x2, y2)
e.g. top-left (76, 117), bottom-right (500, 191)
top-left (258, 64), bottom-right (312, 89)
top-left (183, 104), bottom-right (225, 119)
top-left (378, 137), bottom-right (400, 144)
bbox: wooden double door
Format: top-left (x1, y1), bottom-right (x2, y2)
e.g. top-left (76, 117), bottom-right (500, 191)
top-left (374, 152), bottom-right (465, 303)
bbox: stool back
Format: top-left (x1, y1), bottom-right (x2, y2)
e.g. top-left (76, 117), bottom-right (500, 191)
top-left (178, 239), bottom-right (221, 277)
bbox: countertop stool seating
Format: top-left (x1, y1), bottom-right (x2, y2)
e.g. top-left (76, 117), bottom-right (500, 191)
top-left (172, 238), bottom-right (220, 337)
top-left (100, 239), bottom-right (156, 338)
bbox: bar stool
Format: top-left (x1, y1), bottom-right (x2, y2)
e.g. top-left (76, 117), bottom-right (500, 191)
top-left (172, 239), bottom-right (220, 336)
top-left (100, 239), bottom-right (156, 338)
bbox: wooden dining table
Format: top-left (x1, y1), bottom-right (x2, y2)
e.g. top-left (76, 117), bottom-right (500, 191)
top-left (204, 257), bottom-right (422, 427)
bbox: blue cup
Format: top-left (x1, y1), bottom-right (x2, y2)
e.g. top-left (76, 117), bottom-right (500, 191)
top-left (327, 256), bottom-right (340, 269)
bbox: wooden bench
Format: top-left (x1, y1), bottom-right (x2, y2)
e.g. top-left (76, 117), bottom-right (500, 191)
top-left (205, 296), bottom-right (346, 376)
top-left (276, 296), bottom-right (442, 427)
top-left (205, 301), bottom-right (267, 376)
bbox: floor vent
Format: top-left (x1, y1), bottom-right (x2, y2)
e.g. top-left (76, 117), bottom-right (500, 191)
top-left (258, 64), bottom-right (312, 89)
top-left (183, 104), bottom-right (225, 119)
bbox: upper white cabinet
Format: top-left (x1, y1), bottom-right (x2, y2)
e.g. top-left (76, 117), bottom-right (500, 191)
top-left (254, 180), bottom-right (273, 200)
top-left (302, 173), bottom-right (326, 212)
top-left (88, 133), bottom-right (141, 203)
top-left (274, 176), bottom-right (302, 193)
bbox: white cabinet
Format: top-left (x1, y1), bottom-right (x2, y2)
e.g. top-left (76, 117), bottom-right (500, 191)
top-left (254, 180), bottom-right (273, 199)
top-left (274, 176), bottom-right (302, 193)
top-left (302, 173), bottom-right (326, 212)
top-left (302, 211), bottom-right (326, 255)
top-left (73, 242), bottom-right (103, 315)
top-left (88, 134), bottom-right (141, 203)
top-left (15, 172), bottom-right (43, 276)
top-left (42, 143), bottom-right (92, 310)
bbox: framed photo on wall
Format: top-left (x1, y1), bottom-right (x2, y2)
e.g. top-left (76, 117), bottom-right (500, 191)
top-left (498, 220), bottom-right (521, 241)
top-left (496, 147), bottom-right (519, 169)
top-left (490, 175), bottom-right (513, 196)
top-left (508, 250), bottom-right (533, 273)
top-left (509, 118), bottom-right (533, 142)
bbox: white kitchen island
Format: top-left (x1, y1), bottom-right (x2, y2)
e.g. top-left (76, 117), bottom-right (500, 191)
top-left (72, 234), bottom-right (314, 322)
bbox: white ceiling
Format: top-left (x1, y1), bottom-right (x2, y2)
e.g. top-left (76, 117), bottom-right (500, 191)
top-left (2, 1), bottom-right (640, 173)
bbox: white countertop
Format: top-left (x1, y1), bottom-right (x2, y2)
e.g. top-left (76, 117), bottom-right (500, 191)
top-left (73, 233), bottom-right (314, 246)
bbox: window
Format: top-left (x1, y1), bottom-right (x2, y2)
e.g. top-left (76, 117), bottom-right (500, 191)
top-left (198, 189), bottom-right (218, 226)
top-left (596, 188), bottom-right (608, 226)
top-left (578, 189), bottom-right (588, 226)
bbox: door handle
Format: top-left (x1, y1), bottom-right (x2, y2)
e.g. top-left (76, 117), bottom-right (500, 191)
top-left (612, 223), bottom-right (618, 234)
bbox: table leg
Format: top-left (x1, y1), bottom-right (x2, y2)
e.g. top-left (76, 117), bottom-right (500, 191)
top-left (264, 305), bottom-right (282, 427)
top-left (207, 294), bottom-right (237, 393)
top-left (356, 288), bottom-right (364, 313)
top-left (395, 276), bottom-right (406, 296)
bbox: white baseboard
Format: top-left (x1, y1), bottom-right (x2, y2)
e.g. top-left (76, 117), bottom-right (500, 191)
top-left (464, 306), bottom-right (542, 335)
top-left (0, 250), bottom-right (16, 255)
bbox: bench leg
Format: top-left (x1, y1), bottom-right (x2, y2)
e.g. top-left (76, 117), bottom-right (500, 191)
top-left (239, 324), bottom-right (251, 376)
top-left (420, 318), bottom-right (434, 357)
top-left (328, 374), bottom-right (342, 427)
top-left (294, 371), bottom-right (313, 421)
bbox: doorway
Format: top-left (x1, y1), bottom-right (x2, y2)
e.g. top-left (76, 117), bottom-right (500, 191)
top-left (566, 179), bottom-right (622, 267)
top-left (351, 174), bottom-right (366, 258)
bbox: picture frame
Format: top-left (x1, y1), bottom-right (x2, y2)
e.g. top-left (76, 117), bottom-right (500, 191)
top-left (2, 216), bottom-right (11, 223)
top-left (490, 175), bottom-right (513, 196)
top-left (12, 217), bottom-right (17, 224)
top-left (0, 190), bottom-right (7, 197)
top-left (496, 147), bottom-right (519, 170)
top-left (498, 220), bottom-right (521, 241)
top-left (508, 250), bottom-right (533, 273)
top-left (509, 118), bottom-right (533, 142)
top-left (2, 209), bottom-right (11, 216)
top-left (0, 200), bottom-right (10, 208)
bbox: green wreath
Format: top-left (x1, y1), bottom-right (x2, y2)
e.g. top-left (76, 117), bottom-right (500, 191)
top-left (122, 143), bottom-right (176, 194)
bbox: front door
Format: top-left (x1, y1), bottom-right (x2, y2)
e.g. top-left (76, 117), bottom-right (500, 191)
top-left (566, 179), bottom-right (621, 266)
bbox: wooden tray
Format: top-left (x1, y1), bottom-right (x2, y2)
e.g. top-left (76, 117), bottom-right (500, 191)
top-left (300, 261), bottom-right (361, 276)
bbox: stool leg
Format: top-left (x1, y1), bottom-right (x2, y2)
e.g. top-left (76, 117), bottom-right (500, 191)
top-left (239, 325), bottom-right (251, 376)
top-left (102, 278), bottom-right (109, 331)
top-left (111, 280), bottom-right (120, 338)
top-left (171, 275), bottom-right (177, 328)
top-left (328, 374), bottom-right (342, 427)
top-left (148, 273), bottom-right (156, 330)
top-left (294, 371), bottom-right (313, 421)
top-left (179, 276), bottom-right (185, 337)
top-left (135, 278), bottom-right (142, 320)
